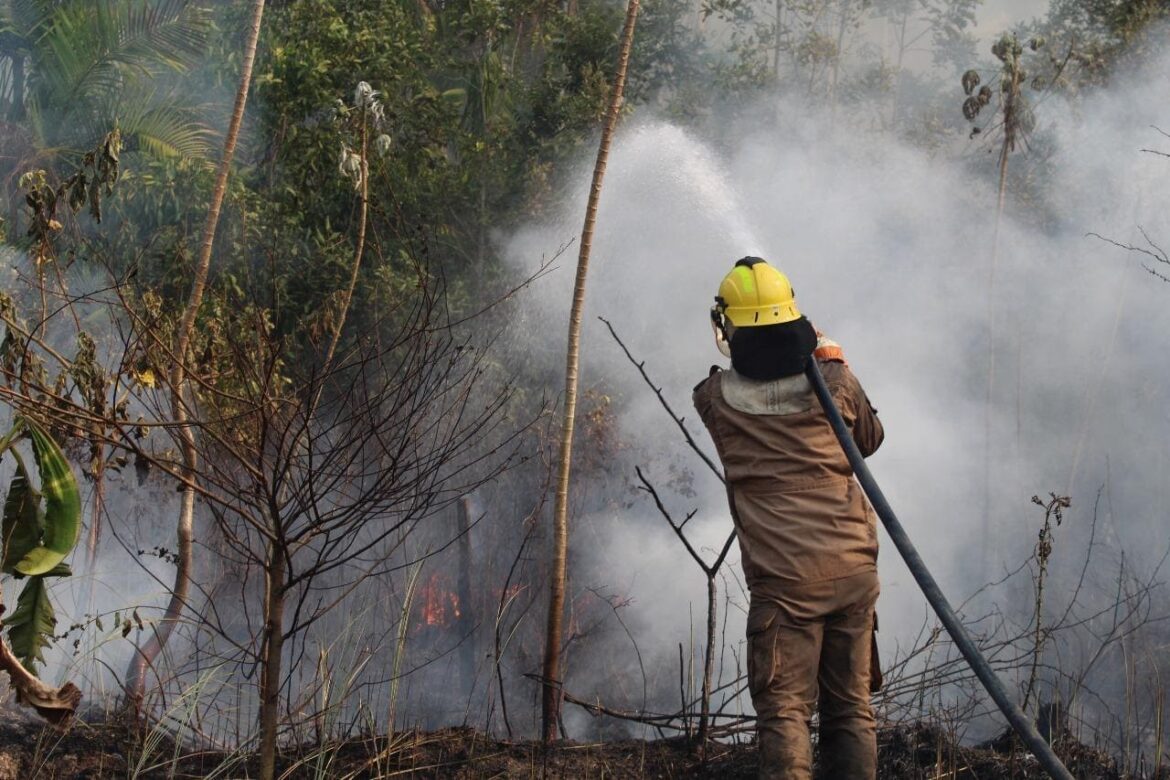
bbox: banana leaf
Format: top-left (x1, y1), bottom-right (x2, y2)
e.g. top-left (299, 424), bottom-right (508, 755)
top-left (12, 421), bottom-right (81, 577)
top-left (5, 575), bottom-right (54, 674)
top-left (1, 456), bottom-right (43, 573)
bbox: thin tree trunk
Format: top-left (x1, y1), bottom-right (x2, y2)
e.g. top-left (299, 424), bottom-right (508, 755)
top-left (81, 453), bottom-right (106, 614)
top-left (889, 13), bottom-right (908, 131)
top-left (303, 114), bottom-right (370, 427)
top-left (84, 454), bottom-right (104, 574)
top-left (980, 60), bottom-right (1020, 577)
top-left (123, 0), bottom-right (267, 710)
top-left (456, 496), bottom-right (475, 689)
top-left (9, 55), bottom-right (25, 122)
top-left (540, 0), bottom-right (640, 744)
top-left (699, 572), bottom-right (716, 755)
top-left (319, 119), bottom-right (369, 376)
top-left (258, 543), bottom-right (287, 780)
top-left (773, 0), bottom-right (783, 78)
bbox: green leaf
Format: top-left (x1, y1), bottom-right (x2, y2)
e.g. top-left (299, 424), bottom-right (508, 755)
top-left (441, 87), bottom-right (468, 108)
top-left (2, 455), bottom-right (43, 573)
top-left (6, 576), bottom-right (55, 675)
top-left (12, 421), bottom-right (81, 577)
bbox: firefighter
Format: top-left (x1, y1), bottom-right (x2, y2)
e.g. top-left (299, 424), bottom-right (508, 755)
top-left (693, 257), bottom-right (884, 780)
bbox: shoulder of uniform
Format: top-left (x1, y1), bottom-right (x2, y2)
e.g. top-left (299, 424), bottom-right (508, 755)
top-left (818, 360), bottom-right (878, 411)
top-left (693, 366), bottom-right (722, 394)
top-left (816, 357), bottom-right (845, 376)
top-left (817, 358), bottom-right (856, 389)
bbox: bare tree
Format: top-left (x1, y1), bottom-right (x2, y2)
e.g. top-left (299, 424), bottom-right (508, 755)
top-left (121, 254), bottom-right (525, 777)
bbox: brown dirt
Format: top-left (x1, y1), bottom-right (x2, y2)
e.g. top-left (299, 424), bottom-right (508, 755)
top-left (0, 716), bottom-right (1144, 778)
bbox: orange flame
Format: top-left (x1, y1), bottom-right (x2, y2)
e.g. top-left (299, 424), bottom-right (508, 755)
top-left (417, 572), bottom-right (462, 628)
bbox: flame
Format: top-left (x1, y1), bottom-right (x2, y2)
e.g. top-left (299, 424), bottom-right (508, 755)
top-left (417, 572), bottom-right (462, 628)
top-left (412, 577), bottom-right (533, 633)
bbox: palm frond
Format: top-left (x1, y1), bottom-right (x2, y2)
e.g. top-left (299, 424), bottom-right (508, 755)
top-left (114, 0), bottom-right (210, 71)
top-left (43, 80), bottom-right (214, 162)
top-left (118, 95), bottom-right (214, 163)
top-left (33, 80), bottom-right (215, 163)
top-left (2, 0), bottom-right (56, 39)
top-left (29, 0), bottom-right (210, 111)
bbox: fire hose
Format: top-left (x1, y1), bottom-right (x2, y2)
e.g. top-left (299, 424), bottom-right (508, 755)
top-left (804, 358), bottom-right (1074, 780)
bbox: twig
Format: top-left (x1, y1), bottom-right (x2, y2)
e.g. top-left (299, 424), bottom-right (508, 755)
top-left (533, 678), bottom-right (756, 735)
top-left (603, 317), bottom-right (738, 566)
top-left (599, 317), bottom-right (724, 484)
top-left (1087, 230), bottom-right (1170, 283)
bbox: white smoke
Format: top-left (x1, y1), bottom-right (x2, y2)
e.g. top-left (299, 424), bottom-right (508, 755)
top-left (503, 43), bottom-right (1170, 737)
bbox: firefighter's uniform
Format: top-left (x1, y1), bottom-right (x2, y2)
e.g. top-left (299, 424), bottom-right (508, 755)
top-left (696, 258), bottom-right (884, 780)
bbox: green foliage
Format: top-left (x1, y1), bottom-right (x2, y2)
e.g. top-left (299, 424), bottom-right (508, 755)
top-left (1, 0), bottom-right (213, 164)
top-left (1, 1), bottom-right (214, 269)
top-left (1, 459), bottom-right (42, 573)
top-left (0, 420), bottom-right (81, 674)
top-left (6, 575), bottom-right (55, 674)
top-left (528, 5), bottom-right (621, 137)
top-left (6, 0), bottom-right (703, 351)
top-left (1030, 0), bottom-right (1169, 88)
top-left (627, 0), bottom-right (712, 116)
top-left (41, 1), bottom-right (206, 134)
top-left (244, 0), bottom-right (683, 337)
top-left (14, 421), bottom-right (83, 577)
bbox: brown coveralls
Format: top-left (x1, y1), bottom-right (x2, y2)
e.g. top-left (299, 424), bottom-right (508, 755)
top-left (693, 358), bottom-right (884, 780)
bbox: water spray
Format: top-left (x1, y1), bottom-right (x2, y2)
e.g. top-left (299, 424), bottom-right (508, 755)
top-left (805, 358), bottom-right (1073, 780)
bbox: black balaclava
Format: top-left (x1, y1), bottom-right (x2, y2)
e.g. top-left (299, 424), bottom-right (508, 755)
top-left (729, 316), bottom-right (817, 381)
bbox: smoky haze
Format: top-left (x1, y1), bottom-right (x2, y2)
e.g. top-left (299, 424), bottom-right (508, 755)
top-left (5, 1), bottom-right (1165, 755)
top-left (503, 40), bottom-right (1170, 737)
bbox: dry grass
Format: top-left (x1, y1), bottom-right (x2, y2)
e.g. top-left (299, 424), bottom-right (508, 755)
top-left (0, 712), bottom-right (1149, 779)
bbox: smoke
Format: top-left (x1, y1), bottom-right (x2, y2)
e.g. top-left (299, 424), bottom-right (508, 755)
top-left (3, 5), bottom-right (1165, 752)
top-left (502, 40), bottom-right (1170, 737)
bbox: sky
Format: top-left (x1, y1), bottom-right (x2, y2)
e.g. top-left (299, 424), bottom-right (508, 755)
top-left (977, 0), bottom-right (1049, 39)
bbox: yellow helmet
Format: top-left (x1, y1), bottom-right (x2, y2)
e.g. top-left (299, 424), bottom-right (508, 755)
top-left (714, 257), bottom-right (801, 327)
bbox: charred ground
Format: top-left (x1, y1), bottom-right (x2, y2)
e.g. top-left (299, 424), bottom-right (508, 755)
top-left (0, 712), bottom-right (1137, 779)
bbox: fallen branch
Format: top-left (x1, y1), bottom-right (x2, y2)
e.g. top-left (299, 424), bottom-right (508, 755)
top-left (524, 672), bottom-right (755, 735)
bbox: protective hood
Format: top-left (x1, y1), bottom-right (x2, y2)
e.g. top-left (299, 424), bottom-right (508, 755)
top-left (729, 316), bottom-right (817, 381)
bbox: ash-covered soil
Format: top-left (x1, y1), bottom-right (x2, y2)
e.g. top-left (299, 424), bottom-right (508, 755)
top-left (0, 715), bottom-right (1141, 778)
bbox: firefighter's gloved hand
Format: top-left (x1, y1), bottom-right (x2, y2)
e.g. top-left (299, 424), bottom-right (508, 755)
top-left (813, 329), bottom-right (847, 364)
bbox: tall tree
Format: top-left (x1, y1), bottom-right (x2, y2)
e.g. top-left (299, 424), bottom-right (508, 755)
top-left (960, 33), bottom-right (1045, 576)
top-left (123, 0), bottom-right (267, 713)
top-left (541, 0), bottom-right (641, 744)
